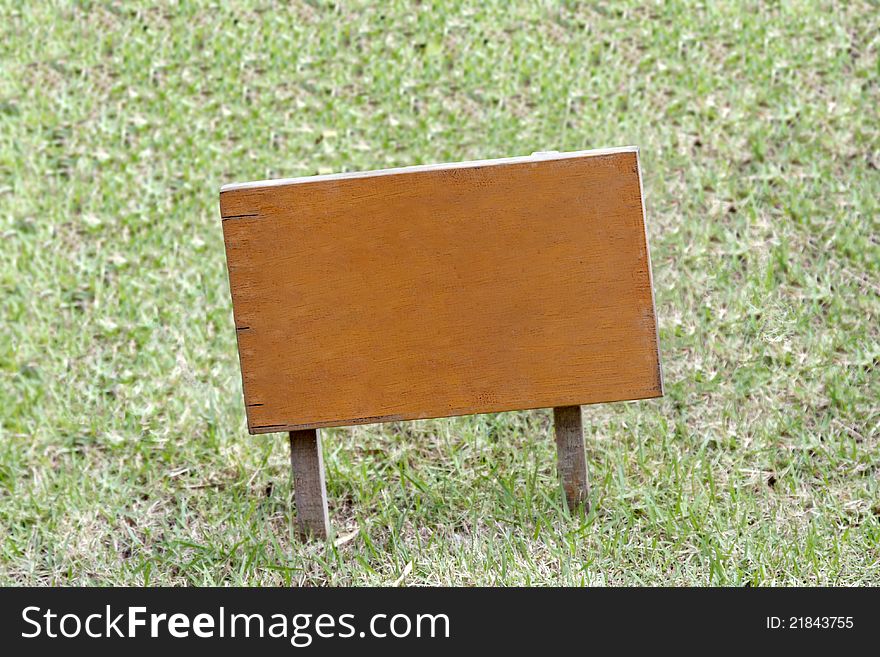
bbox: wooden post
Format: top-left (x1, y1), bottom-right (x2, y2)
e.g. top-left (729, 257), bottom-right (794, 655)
top-left (553, 405), bottom-right (590, 514)
top-left (289, 429), bottom-right (330, 540)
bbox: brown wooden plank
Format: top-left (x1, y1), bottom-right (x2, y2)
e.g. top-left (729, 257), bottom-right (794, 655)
top-left (289, 429), bottom-right (330, 540)
top-left (221, 147), bottom-right (662, 433)
top-left (553, 405), bottom-right (590, 513)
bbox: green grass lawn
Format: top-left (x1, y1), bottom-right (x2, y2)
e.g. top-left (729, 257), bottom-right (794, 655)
top-left (1, 0), bottom-right (878, 586)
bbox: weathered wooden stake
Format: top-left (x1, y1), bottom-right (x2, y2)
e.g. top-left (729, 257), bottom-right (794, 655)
top-left (289, 429), bottom-right (330, 540)
top-left (553, 405), bottom-right (590, 513)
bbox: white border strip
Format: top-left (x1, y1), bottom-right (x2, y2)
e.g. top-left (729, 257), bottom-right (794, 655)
top-left (220, 145), bottom-right (639, 193)
top-left (633, 149), bottom-right (664, 395)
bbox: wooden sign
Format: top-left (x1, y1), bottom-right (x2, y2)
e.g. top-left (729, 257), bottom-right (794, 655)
top-left (220, 147), bottom-right (662, 538)
top-left (221, 147), bottom-right (662, 433)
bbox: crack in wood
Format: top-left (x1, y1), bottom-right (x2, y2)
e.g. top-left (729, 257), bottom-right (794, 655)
top-left (222, 213), bottom-right (261, 220)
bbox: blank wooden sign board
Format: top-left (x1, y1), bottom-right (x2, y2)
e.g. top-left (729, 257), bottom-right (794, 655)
top-left (220, 146), bottom-right (662, 539)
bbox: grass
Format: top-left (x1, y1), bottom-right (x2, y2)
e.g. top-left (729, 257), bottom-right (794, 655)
top-left (0, 0), bottom-right (878, 586)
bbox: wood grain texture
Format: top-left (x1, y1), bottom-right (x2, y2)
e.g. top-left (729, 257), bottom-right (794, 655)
top-left (553, 405), bottom-right (590, 513)
top-left (221, 147), bottom-right (662, 433)
top-left (289, 430), bottom-right (330, 540)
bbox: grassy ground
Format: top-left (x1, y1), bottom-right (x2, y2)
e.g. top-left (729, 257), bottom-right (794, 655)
top-left (1, 0), bottom-right (878, 586)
